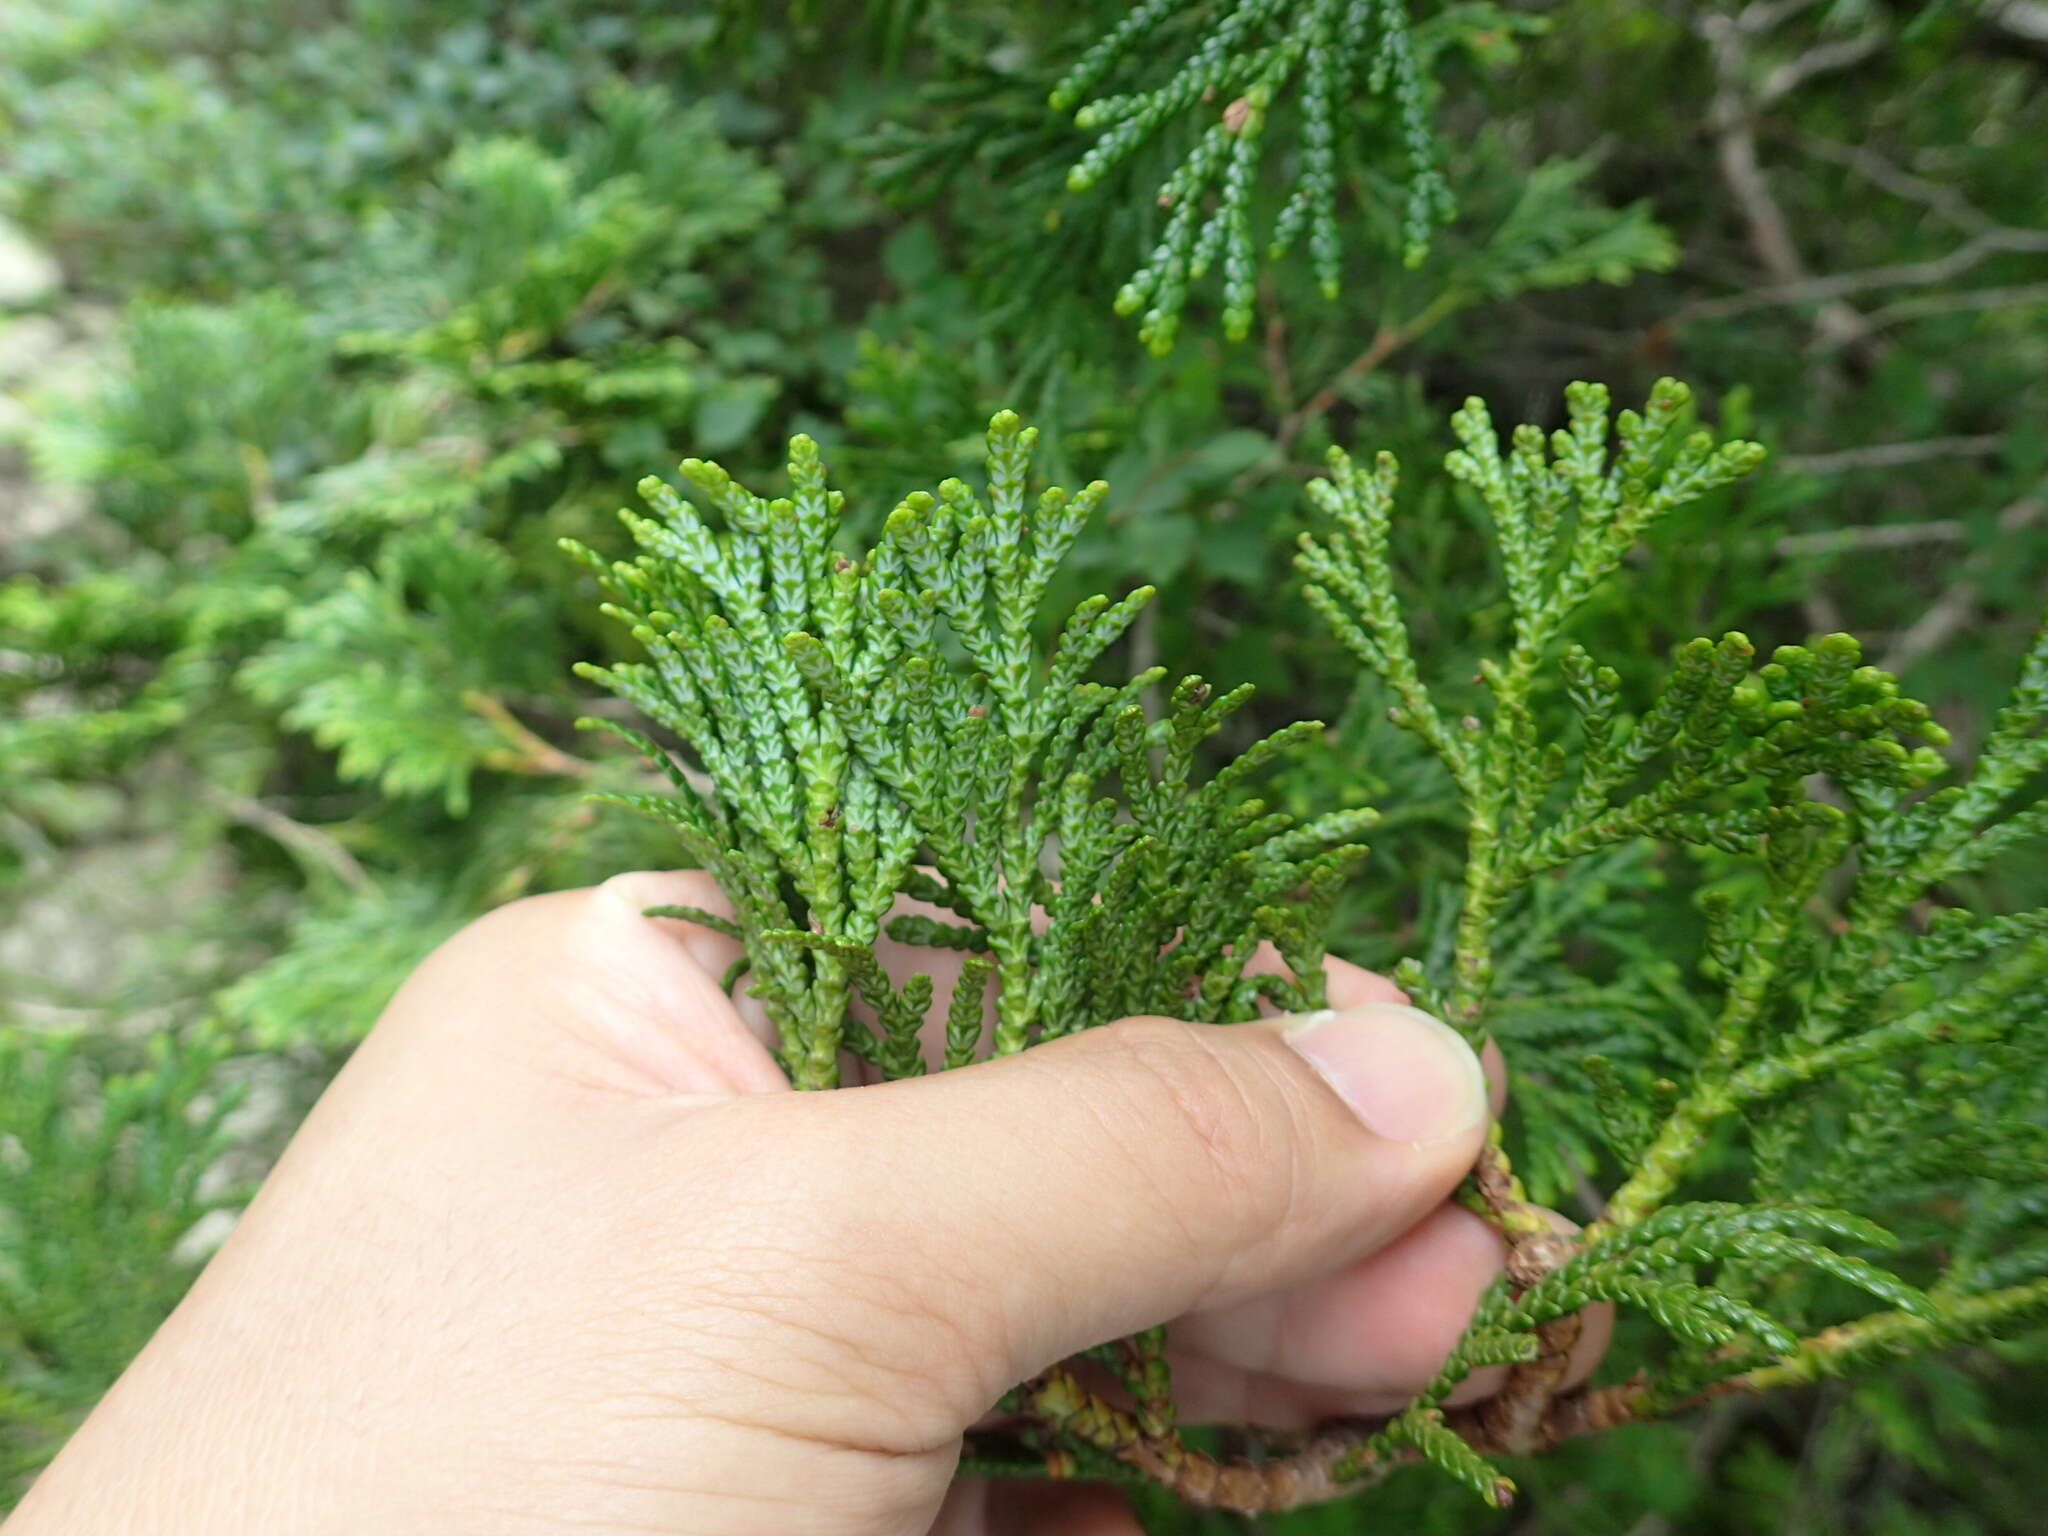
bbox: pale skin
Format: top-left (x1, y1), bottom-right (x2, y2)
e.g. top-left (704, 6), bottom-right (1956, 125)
top-left (7, 870), bottom-right (1605, 1535)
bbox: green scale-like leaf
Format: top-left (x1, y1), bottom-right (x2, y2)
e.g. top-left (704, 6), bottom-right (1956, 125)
top-left (574, 412), bottom-right (1372, 1088)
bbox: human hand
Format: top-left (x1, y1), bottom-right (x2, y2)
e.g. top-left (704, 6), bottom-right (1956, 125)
top-left (10, 871), bottom-right (1603, 1535)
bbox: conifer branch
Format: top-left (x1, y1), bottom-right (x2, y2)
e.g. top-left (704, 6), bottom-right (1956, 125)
top-left (574, 413), bottom-right (1370, 1089)
top-left (1295, 379), bottom-right (2048, 1512)
top-left (1051, 0), bottom-right (1465, 352)
top-left (565, 383), bottom-right (2046, 1513)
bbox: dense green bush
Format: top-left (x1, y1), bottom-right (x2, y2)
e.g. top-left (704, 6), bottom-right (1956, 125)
top-left (2, 0), bottom-right (2044, 1528)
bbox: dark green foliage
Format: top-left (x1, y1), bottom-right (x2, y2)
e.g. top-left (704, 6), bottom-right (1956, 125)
top-left (575, 415), bottom-right (1368, 1086)
top-left (4, 27), bottom-right (783, 1038)
top-left (1051, 0), bottom-right (1465, 351)
top-left (0, 1028), bottom-right (248, 1502)
top-left (568, 383), bottom-right (2047, 1517)
top-left (1289, 383), bottom-right (2048, 1513)
top-left (4, 0), bottom-right (2046, 1527)
top-left (862, 3), bottom-right (1656, 357)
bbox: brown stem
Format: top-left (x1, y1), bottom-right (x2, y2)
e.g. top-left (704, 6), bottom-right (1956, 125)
top-left (1476, 1314), bottom-right (1587, 1457)
top-left (1116, 1328), bottom-right (1174, 1441)
top-left (1008, 1255), bottom-right (1992, 1512)
top-left (203, 786), bottom-right (373, 894)
top-left (1022, 1365), bottom-right (1402, 1512)
top-left (1459, 1373), bottom-right (1675, 1455)
top-left (1463, 1129), bottom-right (1587, 1455)
top-left (1260, 275), bottom-right (1297, 415)
top-left (1279, 327), bottom-right (1405, 446)
top-left (1277, 291), bottom-right (1462, 448)
top-left (1018, 1357), bottom-right (1683, 1511)
top-left (465, 690), bottom-right (594, 777)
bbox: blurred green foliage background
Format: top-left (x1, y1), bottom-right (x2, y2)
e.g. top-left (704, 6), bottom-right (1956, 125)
top-left (1, 0), bottom-right (2044, 1528)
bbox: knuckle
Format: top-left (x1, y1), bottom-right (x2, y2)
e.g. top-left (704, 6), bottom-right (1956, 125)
top-left (432, 886), bottom-right (577, 966)
top-left (685, 1099), bottom-right (992, 1436)
top-left (382, 890), bottom-right (567, 1014)
top-left (1095, 1016), bottom-right (1296, 1230)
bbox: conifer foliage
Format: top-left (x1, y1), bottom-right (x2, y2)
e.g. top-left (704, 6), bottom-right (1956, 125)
top-left (1286, 380), bottom-right (2048, 1510)
top-left (575, 382), bottom-right (2048, 1511)
top-left (572, 413), bottom-right (1371, 1088)
top-left (1051, 0), bottom-right (1462, 352)
top-left (0, 1029), bottom-right (248, 1491)
top-left (6, 2), bottom-right (2047, 1526)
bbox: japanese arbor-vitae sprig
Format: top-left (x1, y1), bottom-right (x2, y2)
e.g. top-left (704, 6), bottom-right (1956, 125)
top-left (1289, 380), bottom-right (2048, 1510)
top-left (569, 412), bottom-right (1371, 1091)
top-left (1053, 0), bottom-right (1483, 352)
top-left (563, 389), bottom-right (2048, 1515)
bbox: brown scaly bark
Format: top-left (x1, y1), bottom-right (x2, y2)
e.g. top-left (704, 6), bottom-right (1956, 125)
top-left (1010, 1094), bottom-right (1606, 1512)
top-left (1469, 1128), bottom-right (1587, 1456)
top-left (1014, 1362), bottom-right (1670, 1512)
top-left (1019, 1365), bottom-right (1399, 1513)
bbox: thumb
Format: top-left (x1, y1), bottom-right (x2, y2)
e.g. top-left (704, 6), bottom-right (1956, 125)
top-left (790, 1001), bottom-right (1491, 1427)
